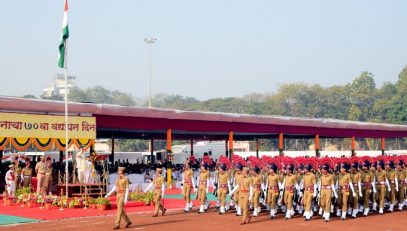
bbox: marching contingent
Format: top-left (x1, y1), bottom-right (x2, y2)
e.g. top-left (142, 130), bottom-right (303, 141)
top-left (177, 154), bottom-right (407, 225)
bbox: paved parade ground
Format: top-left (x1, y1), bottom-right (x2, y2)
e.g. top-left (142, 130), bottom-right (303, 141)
top-left (2, 207), bottom-right (407, 231)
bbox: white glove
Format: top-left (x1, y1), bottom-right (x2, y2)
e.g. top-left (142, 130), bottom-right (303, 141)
top-left (313, 191), bottom-right (317, 198)
top-left (298, 191), bottom-right (303, 198)
top-left (206, 187), bottom-right (209, 194)
top-left (359, 192), bottom-right (363, 197)
top-left (193, 187), bottom-right (197, 193)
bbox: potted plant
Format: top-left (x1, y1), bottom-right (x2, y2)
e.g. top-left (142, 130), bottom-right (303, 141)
top-left (6, 196), bottom-right (14, 206)
top-left (96, 197), bottom-right (111, 211)
top-left (27, 195), bottom-right (37, 208)
top-left (88, 198), bottom-right (96, 209)
top-left (142, 192), bottom-right (154, 206)
top-left (44, 197), bottom-right (53, 210)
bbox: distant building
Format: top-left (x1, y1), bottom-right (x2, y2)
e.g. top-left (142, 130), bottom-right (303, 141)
top-left (42, 74), bottom-right (76, 99)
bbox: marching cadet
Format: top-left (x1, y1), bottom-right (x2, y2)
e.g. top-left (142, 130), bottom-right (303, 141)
top-left (21, 158), bottom-right (33, 188)
top-left (35, 156), bottom-right (47, 194)
top-left (233, 163), bottom-right (243, 216)
top-left (144, 167), bottom-right (166, 217)
top-left (396, 159), bottom-right (406, 210)
top-left (375, 160), bottom-right (390, 214)
top-left (282, 164), bottom-right (301, 219)
top-left (336, 162), bottom-right (356, 220)
top-left (197, 160), bottom-right (211, 213)
top-left (251, 165), bottom-right (262, 217)
top-left (182, 162), bottom-right (196, 212)
top-left (385, 159), bottom-right (398, 212)
top-left (302, 162), bottom-right (317, 221)
top-left (230, 167), bottom-right (253, 225)
top-left (13, 157), bottom-right (21, 190)
top-left (5, 165), bottom-right (16, 197)
top-left (105, 167), bottom-right (132, 230)
top-left (44, 157), bottom-right (53, 194)
top-left (265, 163), bottom-right (280, 218)
top-left (360, 159), bottom-right (376, 216)
top-left (318, 163), bottom-right (337, 222)
top-left (349, 161), bottom-right (362, 218)
top-left (217, 160), bottom-right (232, 214)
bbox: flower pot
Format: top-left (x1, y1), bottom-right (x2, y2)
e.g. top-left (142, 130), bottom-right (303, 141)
top-left (3, 197), bottom-right (7, 205)
top-left (97, 204), bottom-right (107, 211)
top-left (27, 201), bottom-right (36, 208)
top-left (45, 203), bottom-right (52, 210)
top-left (91, 204), bottom-right (96, 209)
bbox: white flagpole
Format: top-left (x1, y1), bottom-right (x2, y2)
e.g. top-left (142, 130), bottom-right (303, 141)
top-left (64, 40), bottom-right (69, 199)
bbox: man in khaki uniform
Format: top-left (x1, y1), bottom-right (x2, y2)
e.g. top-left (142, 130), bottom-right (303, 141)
top-left (302, 163), bottom-right (317, 221)
top-left (386, 160), bottom-right (398, 212)
top-left (105, 167), bottom-right (132, 230)
top-left (318, 164), bottom-right (337, 222)
top-left (197, 163), bottom-right (210, 213)
top-left (360, 160), bottom-right (375, 216)
top-left (375, 160), bottom-right (390, 214)
top-left (145, 167), bottom-right (166, 217)
top-left (182, 162), bottom-right (195, 212)
top-left (13, 157), bottom-right (21, 190)
top-left (396, 160), bottom-right (406, 210)
top-left (336, 163), bottom-right (356, 220)
top-left (217, 163), bottom-right (231, 214)
top-left (349, 162), bottom-right (362, 218)
top-left (251, 166), bottom-right (262, 217)
top-left (35, 156), bottom-right (47, 194)
top-left (266, 163), bottom-right (280, 218)
top-left (230, 167), bottom-right (253, 225)
top-left (282, 164), bottom-right (300, 219)
top-left (44, 157), bottom-right (53, 194)
top-left (21, 158), bottom-right (33, 188)
top-left (233, 164), bottom-right (243, 216)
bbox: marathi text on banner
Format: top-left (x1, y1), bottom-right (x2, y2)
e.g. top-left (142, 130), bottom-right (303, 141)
top-left (0, 112), bottom-right (96, 139)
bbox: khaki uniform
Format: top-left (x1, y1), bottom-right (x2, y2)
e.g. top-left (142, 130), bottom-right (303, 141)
top-left (303, 172), bottom-right (316, 213)
top-left (283, 174), bottom-right (297, 210)
top-left (182, 169), bottom-right (194, 203)
top-left (238, 175), bottom-right (253, 223)
top-left (350, 171), bottom-right (361, 209)
top-left (21, 166), bottom-right (33, 188)
top-left (267, 173), bottom-right (280, 209)
top-left (375, 170), bottom-right (388, 209)
top-left (396, 169), bottom-right (406, 204)
top-left (35, 161), bottom-right (47, 194)
top-left (153, 174), bottom-right (164, 215)
top-left (320, 173), bottom-right (334, 213)
top-left (234, 172), bottom-right (242, 207)
top-left (198, 170), bottom-right (210, 205)
top-left (361, 170), bottom-right (374, 208)
top-left (387, 170), bottom-right (397, 205)
top-left (251, 174), bottom-right (262, 210)
top-left (217, 171), bottom-right (230, 207)
top-left (45, 165), bottom-right (53, 194)
top-left (114, 176), bottom-right (131, 225)
top-left (337, 173), bottom-right (351, 212)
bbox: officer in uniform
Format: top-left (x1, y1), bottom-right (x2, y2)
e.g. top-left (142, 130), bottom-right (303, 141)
top-left (13, 157), bottom-right (21, 190)
top-left (233, 163), bottom-right (243, 216)
top-left (360, 159), bottom-right (376, 216)
top-left (302, 162), bottom-right (317, 221)
top-left (336, 162), bottom-right (356, 220)
top-left (182, 162), bottom-right (195, 212)
top-left (230, 167), bottom-right (253, 225)
top-left (5, 165), bottom-right (16, 197)
top-left (105, 167), bottom-right (132, 230)
top-left (350, 161), bottom-right (362, 218)
top-left (282, 164), bottom-right (300, 219)
top-left (145, 167), bottom-right (166, 217)
top-left (386, 159), bottom-right (398, 212)
top-left (35, 156), bottom-right (47, 194)
top-left (318, 163), bottom-right (337, 222)
top-left (44, 157), bottom-right (53, 194)
top-left (217, 161), bottom-right (231, 214)
top-left (266, 163), bottom-right (280, 218)
top-left (21, 158), bottom-right (33, 188)
top-left (396, 159), bottom-right (406, 210)
top-left (197, 161), bottom-right (210, 213)
top-left (375, 160), bottom-right (390, 214)
top-left (251, 166), bottom-right (262, 217)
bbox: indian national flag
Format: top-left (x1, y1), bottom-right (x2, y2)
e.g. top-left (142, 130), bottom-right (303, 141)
top-left (58, 0), bottom-right (70, 68)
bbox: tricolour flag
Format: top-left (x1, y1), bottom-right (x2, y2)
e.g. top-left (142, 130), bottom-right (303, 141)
top-left (58, 0), bottom-right (69, 68)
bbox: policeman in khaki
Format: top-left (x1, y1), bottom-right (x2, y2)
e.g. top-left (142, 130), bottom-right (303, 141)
top-left (360, 160), bottom-right (376, 216)
top-left (144, 167), bottom-right (166, 217)
top-left (318, 163), bottom-right (338, 222)
top-left (396, 160), bottom-right (406, 210)
top-left (281, 164), bottom-right (301, 219)
top-left (197, 162), bottom-right (210, 213)
top-left (385, 160), bottom-right (398, 212)
top-left (182, 162), bottom-right (196, 212)
top-left (105, 167), bottom-right (132, 230)
top-left (375, 160), bottom-right (390, 214)
top-left (251, 166), bottom-right (262, 217)
top-left (230, 167), bottom-right (253, 225)
top-left (35, 156), bottom-right (47, 194)
top-left (349, 161), bottom-right (363, 218)
top-left (336, 162), bottom-right (356, 220)
top-left (217, 162), bottom-right (232, 214)
top-left (302, 163), bottom-right (317, 221)
top-left (21, 158), bottom-right (33, 188)
top-left (265, 163), bottom-right (280, 218)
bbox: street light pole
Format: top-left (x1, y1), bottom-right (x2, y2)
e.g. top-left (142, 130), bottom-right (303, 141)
top-left (144, 37), bottom-right (156, 108)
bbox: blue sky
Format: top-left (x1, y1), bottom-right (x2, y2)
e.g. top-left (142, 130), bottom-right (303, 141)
top-left (0, 0), bottom-right (406, 100)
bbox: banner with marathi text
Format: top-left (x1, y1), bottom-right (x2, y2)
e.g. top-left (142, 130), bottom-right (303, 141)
top-left (0, 112), bottom-right (96, 139)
